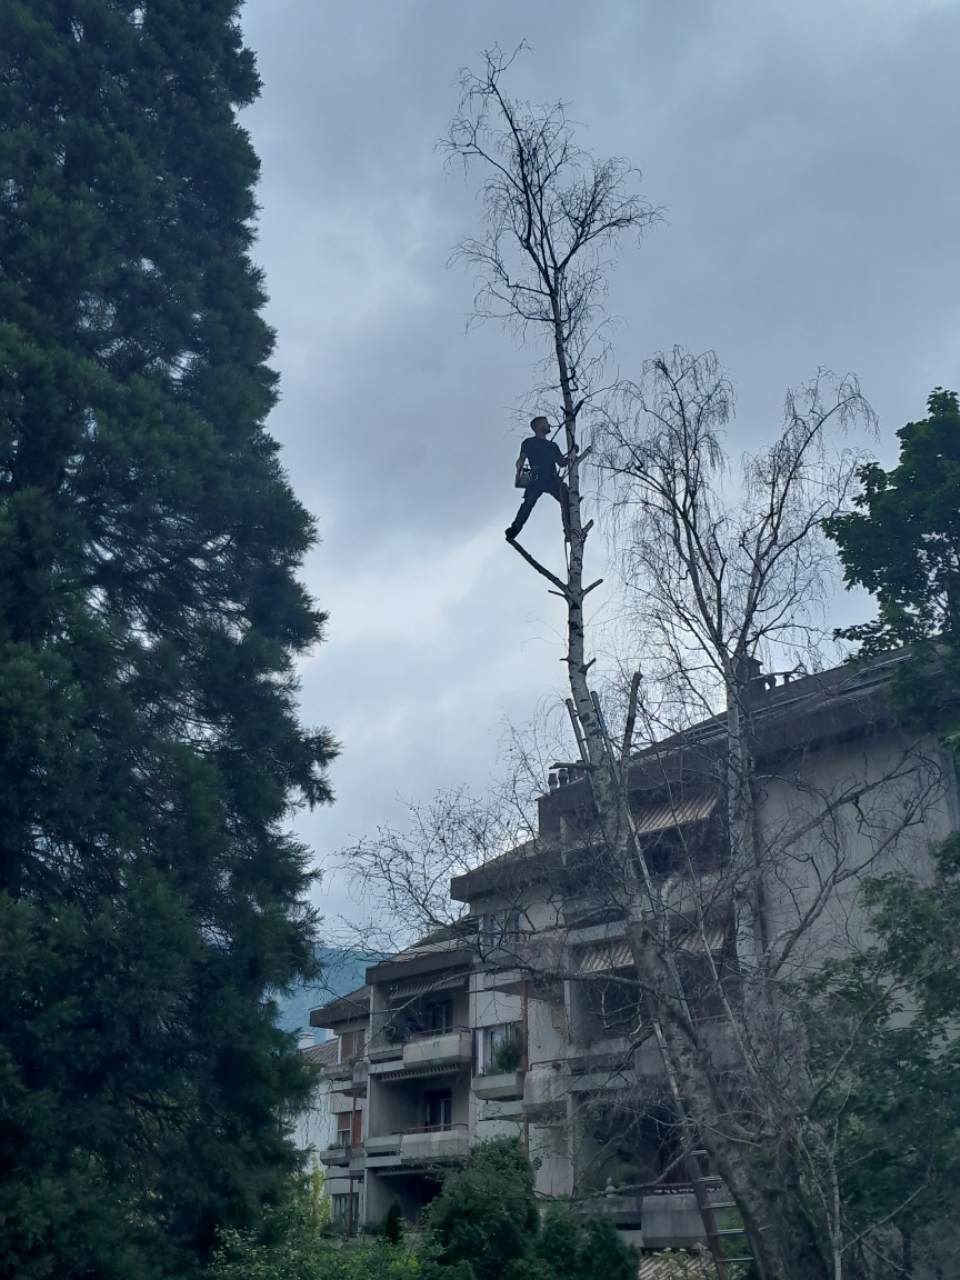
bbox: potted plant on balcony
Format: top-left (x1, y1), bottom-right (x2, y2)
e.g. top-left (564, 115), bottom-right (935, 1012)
top-left (383, 1018), bottom-right (410, 1046)
top-left (483, 1029), bottom-right (523, 1076)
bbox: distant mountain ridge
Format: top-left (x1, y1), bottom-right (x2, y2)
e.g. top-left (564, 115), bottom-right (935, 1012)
top-left (274, 947), bottom-right (372, 1035)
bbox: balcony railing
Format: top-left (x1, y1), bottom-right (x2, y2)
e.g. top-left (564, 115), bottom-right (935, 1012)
top-left (577, 1180), bottom-right (728, 1247)
top-left (401, 1027), bottom-right (472, 1070)
top-left (327, 1057), bottom-right (368, 1091)
top-left (319, 1141), bottom-right (353, 1167)
top-left (472, 1069), bottom-right (524, 1101)
top-left (362, 1125), bottom-right (470, 1165)
top-left (399, 1123), bottom-right (469, 1163)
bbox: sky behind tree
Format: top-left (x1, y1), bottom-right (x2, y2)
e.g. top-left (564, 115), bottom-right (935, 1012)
top-left (239, 0), bottom-right (960, 928)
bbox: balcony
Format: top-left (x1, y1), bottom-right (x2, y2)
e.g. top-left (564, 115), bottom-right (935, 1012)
top-left (522, 1066), bottom-right (568, 1124)
top-left (575, 1191), bottom-right (644, 1229)
top-left (370, 1028), bottom-right (473, 1081)
top-left (400, 1124), bottom-right (470, 1163)
top-left (472, 1070), bottom-right (524, 1101)
top-left (640, 1188), bottom-right (708, 1248)
top-left (318, 1139), bottom-right (354, 1168)
top-left (576, 1182), bottom-right (721, 1246)
top-left (367, 1033), bottom-right (404, 1063)
top-left (364, 1133), bottom-right (400, 1159)
top-left (363, 1126), bottom-right (470, 1169)
top-left (326, 1057), bottom-right (368, 1095)
top-left (403, 1028), bottom-right (471, 1068)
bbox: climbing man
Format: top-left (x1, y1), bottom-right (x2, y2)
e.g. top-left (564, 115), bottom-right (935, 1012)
top-left (505, 416), bottom-right (573, 542)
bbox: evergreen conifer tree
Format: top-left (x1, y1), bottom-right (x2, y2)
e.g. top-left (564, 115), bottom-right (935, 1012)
top-left (0, 3), bottom-right (335, 1276)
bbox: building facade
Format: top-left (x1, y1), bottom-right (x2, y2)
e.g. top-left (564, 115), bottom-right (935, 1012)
top-left (309, 655), bottom-right (958, 1252)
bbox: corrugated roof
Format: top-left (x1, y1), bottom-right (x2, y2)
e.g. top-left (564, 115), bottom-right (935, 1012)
top-left (579, 941), bottom-right (633, 973)
top-left (577, 923), bottom-right (726, 973)
top-left (374, 1063), bottom-right (466, 1084)
top-left (388, 971), bottom-right (469, 1000)
top-left (633, 792), bottom-right (718, 836)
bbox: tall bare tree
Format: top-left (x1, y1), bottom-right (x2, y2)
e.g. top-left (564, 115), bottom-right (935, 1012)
top-left (599, 347), bottom-right (876, 1003)
top-left (595, 349), bottom-right (947, 1278)
top-left (352, 49), bottom-right (946, 1280)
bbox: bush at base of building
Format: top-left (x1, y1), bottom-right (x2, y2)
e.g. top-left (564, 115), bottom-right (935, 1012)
top-left (206, 1178), bottom-right (419, 1280)
top-left (422, 1139), bottom-right (636, 1280)
top-left (208, 1142), bottom-right (636, 1280)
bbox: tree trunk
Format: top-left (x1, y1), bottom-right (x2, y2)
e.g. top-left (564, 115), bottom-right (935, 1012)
top-left (548, 308), bottom-right (830, 1280)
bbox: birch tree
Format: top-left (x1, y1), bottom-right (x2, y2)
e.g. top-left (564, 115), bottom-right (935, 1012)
top-left (595, 349), bottom-right (947, 1277)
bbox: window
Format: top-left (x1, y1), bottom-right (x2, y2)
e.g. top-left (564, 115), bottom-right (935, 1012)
top-left (424, 999), bottom-right (453, 1034)
top-left (599, 978), bottom-right (636, 1035)
top-left (581, 972), bottom-right (638, 1038)
top-left (336, 1112), bottom-right (352, 1148)
top-left (340, 1027), bottom-right (365, 1062)
top-left (335, 1110), bottom-right (363, 1147)
top-left (476, 1023), bottom-right (523, 1075)
top-left (481, 908), bottom-right (521, 951)
top-left (331, 1192), bottom-right (360, 1233)
top-left (424, 1090), bottom-right (453, 1130)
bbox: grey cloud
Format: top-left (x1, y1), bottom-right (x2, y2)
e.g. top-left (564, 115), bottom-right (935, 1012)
top-left (240, 0), bottom-right (960, 921)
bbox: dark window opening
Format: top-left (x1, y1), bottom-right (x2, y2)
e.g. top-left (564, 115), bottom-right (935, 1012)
top-left (424, 999), bottom-right (453, 1034)
top-left (424, 1089), bottom-right (453, 1130)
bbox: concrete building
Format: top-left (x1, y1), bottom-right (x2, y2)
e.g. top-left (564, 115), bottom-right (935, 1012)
top-left (291, 1034), bottom-right (369, 1232)
top-left (292, 1032), bottom-right (339, 1162)
top-left (297, 991), bottom-right (369, 1233)
top-left (310, 653), bottom-right (957, 1253)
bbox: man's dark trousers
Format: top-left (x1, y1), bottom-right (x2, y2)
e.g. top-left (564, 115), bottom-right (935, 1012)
top-left (507, 475), bottom-right (570, 538)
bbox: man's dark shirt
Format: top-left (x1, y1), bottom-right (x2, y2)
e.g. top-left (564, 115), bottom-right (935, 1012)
top-left (520, 436), bottom-right (564, 482)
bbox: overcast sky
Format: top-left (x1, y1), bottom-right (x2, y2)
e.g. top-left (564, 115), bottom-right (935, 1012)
top-left (239, 0), bottom-right (960, 930)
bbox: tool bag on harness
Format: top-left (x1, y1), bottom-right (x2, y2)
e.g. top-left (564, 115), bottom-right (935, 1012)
top-left (515, 460), bottom-right (532, 488)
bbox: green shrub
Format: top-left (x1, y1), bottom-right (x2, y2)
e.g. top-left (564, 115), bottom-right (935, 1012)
top-left (423, 1139), bottom-right (538, 1280)
top-left (383, 1201), bottom-right (404, 1245)
top-left (423, 1140), bottom-right (635, 1280)
top-left (207, 1178), bottom-right (419, 1280)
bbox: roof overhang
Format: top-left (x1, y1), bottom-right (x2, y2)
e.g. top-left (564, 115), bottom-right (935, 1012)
top-left (310, 987), bottom-right (370, 1030)
top-left (365, 947), bottom-right (475, 986)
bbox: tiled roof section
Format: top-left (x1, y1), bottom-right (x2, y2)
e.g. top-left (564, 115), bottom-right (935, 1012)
top-left (453, 650), bottom-right (916, 901)
top-left (300, 1038), bottom-right (338, 1069)
top-left (389, 932), bottom-right (471, 962)
top-left (365, 940), bottom-right (476, 986)
top-left (449, 837), bottom-right (561, 902)
top-left (645, 649), bottom-right (911, 759)
top-left (637, 1251), bottom-right (714, 1279)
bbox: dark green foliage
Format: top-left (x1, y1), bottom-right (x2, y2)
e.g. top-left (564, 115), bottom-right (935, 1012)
top-left (0, 4), bottom-right (335, 1277)
top-left (419, 1259), bottom-right (478, 1280)
top-left (420, 1264), bottom-right (474, 1280)
top-left (535, 1203), bottom-right (581, 1280)
top-left (483, 1025), bottom-right (523, 1074)
top-left (824, 388), bottom-right (960, 729)
top-left (822, 391), bottom-right (960, 1267)
top-left (208, 1180), bottom-right (421, 1280)
top-left (535, 1206), bottom-right (634, 1280)
top-left (800, 838), bottom-right (960, 1258)
top-left (383, 1202), bottom-right (405, 1245)
top-left (424, 1139), bottom-right (540, 1280)
top-left (424, 1140), bottom-right (636, 1280)
top-left (566, 1219), bottom-right (636, 1280)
